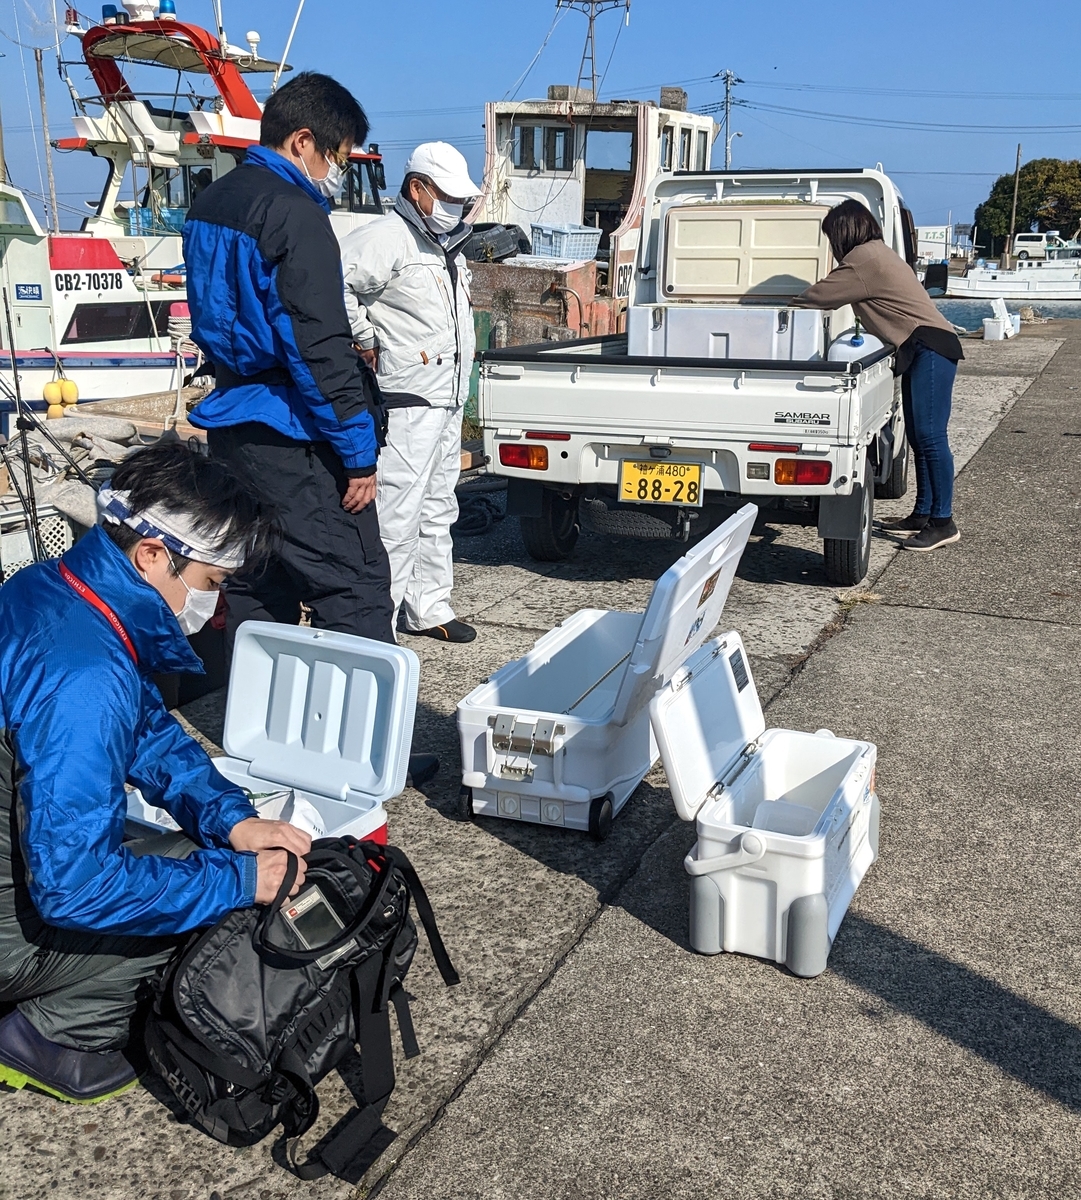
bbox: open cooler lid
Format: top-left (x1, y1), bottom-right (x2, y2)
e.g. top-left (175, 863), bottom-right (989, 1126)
top-left (223, 622), bottom-right (419, 806)
top-left (649, 631), bottom-right (766, 822)
top-left (610, 503), bottom-right (756, 726)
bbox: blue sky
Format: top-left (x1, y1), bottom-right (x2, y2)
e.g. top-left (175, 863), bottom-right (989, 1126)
top-left (2, 0), bottom-right (1079, 232)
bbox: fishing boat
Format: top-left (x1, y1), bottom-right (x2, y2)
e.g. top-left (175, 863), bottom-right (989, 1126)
top-left (947, 256), bottom-right (1081, 299)
top-left (1, 2), bottom-right (386, 419)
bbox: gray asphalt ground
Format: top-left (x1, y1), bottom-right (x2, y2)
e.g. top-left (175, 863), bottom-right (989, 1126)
top-left (1, 325), bottom-right (1075, 1200)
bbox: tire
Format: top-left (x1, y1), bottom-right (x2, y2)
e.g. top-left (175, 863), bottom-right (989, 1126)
top-left (823, 471), bottom-right (873, 586)
top-left (874, 435), bottom-right (909, 500)
top-left (1017, 250), bottom-right (1029, 260)
top-left (457, 786), bottom-right (475, 822)
top-left (519, 489), bottom-right (580, 561)
top-left (588, 794), bottom-right (614, 842)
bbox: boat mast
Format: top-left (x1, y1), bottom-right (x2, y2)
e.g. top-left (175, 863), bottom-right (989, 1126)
top-left (34, 48), bottom-right (60, 232)
top-left (0, 92), bottom-right (8, 183)
top-left (1005, 142), bottom-right (1022, 269)
top-left (557, 0), bottom-right (630, 100)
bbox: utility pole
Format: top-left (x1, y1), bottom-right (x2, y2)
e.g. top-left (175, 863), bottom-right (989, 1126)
top-left (34, 48), bottom-right (59, 232)
top-left (719, 70), bottom-right (743, 168)
top-left (1005, 142), bottom-right (1022, 268)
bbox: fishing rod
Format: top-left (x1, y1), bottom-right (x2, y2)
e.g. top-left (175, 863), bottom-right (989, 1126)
top-left (2, 287), bottom-right (45, 562)
top-left (0, 372), bottom-right (94, 488)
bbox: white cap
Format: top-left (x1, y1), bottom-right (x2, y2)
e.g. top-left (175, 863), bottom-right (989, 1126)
top-left (403, 142), bottom-right (479, 201)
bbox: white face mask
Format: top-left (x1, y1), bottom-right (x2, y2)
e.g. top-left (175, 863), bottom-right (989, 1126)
top-left (420, 183), bottom-right (463, 234)
top-left (168, 552), bottom-right (221, 635)
top-left (303, 153), bottom-right (345, 201)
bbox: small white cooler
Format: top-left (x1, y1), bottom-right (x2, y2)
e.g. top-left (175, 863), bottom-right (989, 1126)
top-left (650, 632), bottom-right (879, 976)
top-left (127, 621), bottom-right (419, 845)
top-left (457, 505), bottom-right (758, 839)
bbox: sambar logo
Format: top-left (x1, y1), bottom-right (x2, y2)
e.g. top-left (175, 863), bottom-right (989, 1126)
top-left (774, 411), bottom-right (831, 426)
top-left (15, 284), bottom-right (42, 301)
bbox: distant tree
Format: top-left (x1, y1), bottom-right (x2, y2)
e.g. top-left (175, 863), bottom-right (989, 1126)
top-left (974, 158), bottom-right (1081, 252)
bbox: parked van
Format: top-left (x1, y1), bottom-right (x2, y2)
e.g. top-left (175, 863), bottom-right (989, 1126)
top-left (1012, 231), bottom-right (1069, 259)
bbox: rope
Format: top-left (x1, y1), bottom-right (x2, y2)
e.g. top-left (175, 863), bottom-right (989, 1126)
top-left (452, 478), bottom-right (506, 538)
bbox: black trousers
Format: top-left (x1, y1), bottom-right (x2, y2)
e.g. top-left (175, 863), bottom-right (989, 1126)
top-left (207, 424), bottom-right (394, 647)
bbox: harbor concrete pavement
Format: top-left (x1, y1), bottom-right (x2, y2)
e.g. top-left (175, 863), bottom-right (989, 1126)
top-left (0, 327), bottom-right (1071, 1200)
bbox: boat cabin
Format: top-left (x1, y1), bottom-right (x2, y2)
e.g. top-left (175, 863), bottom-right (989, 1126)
top-left (473, 86), bottom-right (718, 299)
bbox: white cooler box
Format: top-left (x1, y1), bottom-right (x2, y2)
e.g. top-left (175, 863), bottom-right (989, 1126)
top-left (457, 504), bottom-right (758, 839)
top-left (650, 631), bottom-right (879, 976)
top-left (127, 622), bottom-right (419, 845)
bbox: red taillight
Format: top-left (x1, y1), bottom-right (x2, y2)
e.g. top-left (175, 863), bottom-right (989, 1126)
top-left (525, 430), bottom-right (571, 441)
top-left (499, 443), bottom-right (549, 470)
top-left (774, 458), bottom-right (832, 486)
top-left (748, 442), bottom-right (800, 453)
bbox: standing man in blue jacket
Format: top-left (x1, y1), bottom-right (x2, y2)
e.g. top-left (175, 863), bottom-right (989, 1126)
top-left (183, 72), bottom-right (393, 646)
top-left (0, 442), bottom-right (310, 1104)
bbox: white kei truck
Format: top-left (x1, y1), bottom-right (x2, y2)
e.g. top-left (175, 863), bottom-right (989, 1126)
top-left (476, 168), bottom-right (920, 585)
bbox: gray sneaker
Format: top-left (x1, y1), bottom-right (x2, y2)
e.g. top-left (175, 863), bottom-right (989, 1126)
top-left (903, 520), bottom-right (960, 552)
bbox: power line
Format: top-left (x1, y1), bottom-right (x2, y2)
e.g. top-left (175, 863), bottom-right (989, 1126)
top-left (741, 79), bottom-right (1081, 103)
top-left (737, 99), bottom-right (1081, 135)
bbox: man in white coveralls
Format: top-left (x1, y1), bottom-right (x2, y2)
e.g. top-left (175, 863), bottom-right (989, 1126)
top-left (340, 142), bottom-right (479, 644)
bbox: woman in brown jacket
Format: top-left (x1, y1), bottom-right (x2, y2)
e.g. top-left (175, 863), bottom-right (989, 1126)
top-left (794, 200), bottom-right (963, 551)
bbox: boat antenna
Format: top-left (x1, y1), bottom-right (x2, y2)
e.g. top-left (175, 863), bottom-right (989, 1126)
top-left (212, 0), bottom-right (227, 50)
top-left (271, 0), bottom-right (305, 93)
top-left (33, 49), bottom-right (60, 233)
top-left (556, 1), bottom-right (630, 101)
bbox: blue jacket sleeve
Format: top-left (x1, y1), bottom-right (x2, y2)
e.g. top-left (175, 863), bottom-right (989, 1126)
top-left (12, 661), bottom-right (257, 937)
top-left (260, 197), bottom-right (379, 472)
top-left (127, 682), bottom-right (258, 849)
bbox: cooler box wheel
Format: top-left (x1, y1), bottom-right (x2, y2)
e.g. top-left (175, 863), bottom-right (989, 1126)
top-left (589, 794), bottom-right (614, 842)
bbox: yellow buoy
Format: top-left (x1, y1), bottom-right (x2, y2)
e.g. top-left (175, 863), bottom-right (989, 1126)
top-left (43, 380), bottom-right (63, 406)
top-left (46, 403), bottom-right (65, 420)
top-left (60, 379), bottom-right (79, 405)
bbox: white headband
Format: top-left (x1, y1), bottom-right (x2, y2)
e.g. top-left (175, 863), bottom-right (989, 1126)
top-left (96, 485), bottom-right (247, 570)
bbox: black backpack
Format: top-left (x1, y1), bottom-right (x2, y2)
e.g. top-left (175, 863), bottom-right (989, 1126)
top-left (144, 837), bottom-right (458, 1182)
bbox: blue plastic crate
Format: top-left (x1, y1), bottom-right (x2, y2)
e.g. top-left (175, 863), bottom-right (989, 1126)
top-left (530, 222), bottom-right (603, 260)
top-left (127, 206), bottom-right (186, 236)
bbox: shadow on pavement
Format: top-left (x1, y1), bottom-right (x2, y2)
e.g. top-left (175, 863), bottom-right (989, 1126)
top-left (831, 914), bottom-right (1081, 1113)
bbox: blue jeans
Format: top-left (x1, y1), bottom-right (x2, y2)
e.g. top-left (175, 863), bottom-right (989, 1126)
top-left (902, 345), bottom-right (956, 519)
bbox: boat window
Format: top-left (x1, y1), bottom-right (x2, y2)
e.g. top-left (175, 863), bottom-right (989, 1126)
top-left (340, 160), bottom-right (383, 213)
top-left (62, 302), bottom-right (171, 345)
top-left (695, 130), bottom-right (709, 171)
top-left (513, 124), bottom-right (542, 171)
top-left (585, 130), bottom-right (633, 171)
top-left (150, 167), bottom-right (190, 210)
top-left (678, 128), bottom-right (692, 171)
top-left (544, 127), bottom-right (574, 173)
top-left (660, 125), bottom-right (673, 171)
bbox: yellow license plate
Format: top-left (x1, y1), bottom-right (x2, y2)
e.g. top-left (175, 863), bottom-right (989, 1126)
top-left (618, 460), bottom-right (703, 506)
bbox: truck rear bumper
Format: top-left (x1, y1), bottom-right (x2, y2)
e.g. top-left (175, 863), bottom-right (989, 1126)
top-left (485, 430), bottom-right (863, 500)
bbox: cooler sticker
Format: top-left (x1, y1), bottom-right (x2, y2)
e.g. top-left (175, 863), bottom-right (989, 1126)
top-left (684, 614), bottom-right (705, 645)
top-left (698, 568), bottom-right (721, 608)
top-left (15, 284), bottom-right (42, 301)
top-left (729, 648), bottom-right (749, 692)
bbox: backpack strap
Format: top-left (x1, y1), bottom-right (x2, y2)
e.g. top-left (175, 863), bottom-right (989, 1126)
top-left (378, 844), bottom-right (460, 986)
top-left (284, 953), bottom-right (398, 1183)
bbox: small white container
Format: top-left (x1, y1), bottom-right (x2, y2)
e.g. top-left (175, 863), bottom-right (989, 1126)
top-left (457, 505), bottom-right (757, 839)
top-left (982, 317), bottom-right (1007, 341)
top-left (650, 631), bottom-right (879, 976)
top-left (127, 622), bottom-right (419, 844)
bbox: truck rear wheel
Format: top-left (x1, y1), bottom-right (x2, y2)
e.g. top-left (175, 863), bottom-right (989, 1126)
top-left (519, 489), bottom-right (580, 561)
top-left (823, 476), bottom-right (873, 586)
top-left (874, 436), bottom-right (909, 501)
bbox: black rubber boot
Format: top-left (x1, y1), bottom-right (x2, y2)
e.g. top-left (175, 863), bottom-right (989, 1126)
top-left (406, 753), bottom-right (440, 789)
top-left (405, 620), bottom-right (477, 643)
top-left (0, 1010), bottom-right (137, 1104)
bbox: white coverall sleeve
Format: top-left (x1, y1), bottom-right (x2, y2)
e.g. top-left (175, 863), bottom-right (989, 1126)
top-left (341, 223), bottom-right (403, 350)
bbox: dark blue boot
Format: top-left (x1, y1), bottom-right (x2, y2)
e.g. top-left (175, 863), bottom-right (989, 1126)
top-left (0, 1010), bottom-right (137, 1103)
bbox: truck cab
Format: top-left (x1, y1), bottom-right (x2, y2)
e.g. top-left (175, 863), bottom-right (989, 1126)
top-left (478, 168), bottom-right (918, 586)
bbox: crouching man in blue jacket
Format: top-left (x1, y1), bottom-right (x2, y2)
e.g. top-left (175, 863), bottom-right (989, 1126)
top-left (0, 442), bottom-right (311, 1104)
